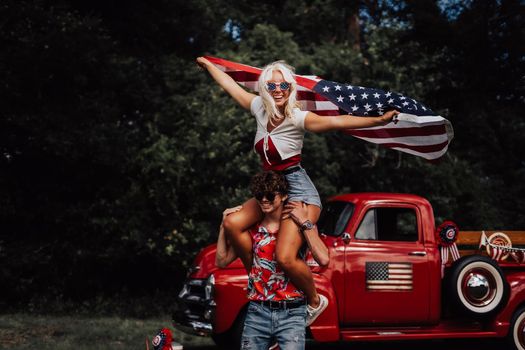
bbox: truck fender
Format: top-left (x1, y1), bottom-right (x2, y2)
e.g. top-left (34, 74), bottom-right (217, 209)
top-left (309, 274), bottom-right (340, 342)
top-left (213, 270), bottom-right (249, 334)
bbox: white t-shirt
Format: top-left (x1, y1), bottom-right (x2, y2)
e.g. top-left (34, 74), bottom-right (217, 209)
top-left (250, 96), bottom-right (308, 162)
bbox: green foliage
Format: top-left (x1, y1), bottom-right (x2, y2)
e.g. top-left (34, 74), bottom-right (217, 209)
top-left (1, 0), bottom-right (523, 309)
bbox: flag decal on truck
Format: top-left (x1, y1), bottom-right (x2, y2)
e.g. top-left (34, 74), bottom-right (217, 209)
top-left (366, 262), bottom-right (413, 291)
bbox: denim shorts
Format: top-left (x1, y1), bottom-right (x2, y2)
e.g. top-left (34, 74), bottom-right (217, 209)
top-left (284, 166), bottom-right (322, 208)
top-left (241, 301), bottom-right (306, 350)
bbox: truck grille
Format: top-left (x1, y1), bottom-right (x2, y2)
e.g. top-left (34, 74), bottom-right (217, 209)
top-left (173, 278), bottom-right (214, 336)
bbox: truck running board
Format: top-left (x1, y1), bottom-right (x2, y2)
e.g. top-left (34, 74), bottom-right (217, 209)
top-left (339, 321), bottom-right (504, 342)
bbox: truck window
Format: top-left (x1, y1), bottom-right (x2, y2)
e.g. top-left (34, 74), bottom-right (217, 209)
top-left (355, 207), bottom-right (418, 241)
top-left (317, 201), bottom-right (354, 237)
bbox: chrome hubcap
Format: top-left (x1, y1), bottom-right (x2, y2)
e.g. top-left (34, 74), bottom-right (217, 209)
top-left (462, 269), bottom-right (496, 307)
top-left (466, 273), bottom-right (489, 300)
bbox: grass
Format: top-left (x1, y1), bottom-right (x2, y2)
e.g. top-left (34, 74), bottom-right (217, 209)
top-left (0, 314), bottom-right (214, 350)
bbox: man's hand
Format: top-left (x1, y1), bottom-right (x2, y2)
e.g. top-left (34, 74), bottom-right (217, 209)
top-left (220, 205), bottom-right (243, 229)
top-left (283, 201), bottom-right (309, 227)
top-left (222, 205), bottom-right (243, 220)
top-left (285, 202), bottom-right (330, 267)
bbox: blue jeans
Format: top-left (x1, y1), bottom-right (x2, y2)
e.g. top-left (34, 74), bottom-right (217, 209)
top-left (241, 301), bottom-right (306, 350)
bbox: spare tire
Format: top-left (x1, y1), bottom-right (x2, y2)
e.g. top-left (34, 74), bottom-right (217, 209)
top-left (446, 255), bottom-right (509, 317)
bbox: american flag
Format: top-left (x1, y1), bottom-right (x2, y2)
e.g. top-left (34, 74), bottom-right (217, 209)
top-left (205, 56), bottom-right (454, 161)
top-left (365, 262), bottom-right (413, 291)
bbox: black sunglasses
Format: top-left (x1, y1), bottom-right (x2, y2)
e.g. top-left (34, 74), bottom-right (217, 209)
top-left (254, 192), bottom-right (279, 202)
top-left (266, 82), bottom-right (290, 91)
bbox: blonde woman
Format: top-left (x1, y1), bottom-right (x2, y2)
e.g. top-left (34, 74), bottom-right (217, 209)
top-left (197, 57), bottom-right (398, 325)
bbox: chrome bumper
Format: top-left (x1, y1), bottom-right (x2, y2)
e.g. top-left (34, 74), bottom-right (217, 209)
top-left (173, 277), bottom-right (215, 336)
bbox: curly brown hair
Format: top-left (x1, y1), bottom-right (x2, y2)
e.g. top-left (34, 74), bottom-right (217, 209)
top-left (249, 171), bottom-right (288, 197)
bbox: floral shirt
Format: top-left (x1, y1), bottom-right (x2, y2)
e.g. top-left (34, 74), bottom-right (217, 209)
top-left (247, 225), bottom-right (304, 302)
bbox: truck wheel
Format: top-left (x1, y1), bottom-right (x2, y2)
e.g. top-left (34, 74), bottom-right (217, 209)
top-left (508, 306), bottom-right (525, 350)
top-left (211, 307), bottom-right (247, 350)
top-left (447, 255), bottom-right (509, 317)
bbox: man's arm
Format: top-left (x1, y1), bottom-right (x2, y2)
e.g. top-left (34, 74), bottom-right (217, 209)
top-left (285, 202), bottom-right (329, 267)
top-left (215, 206), bottom-right (243, 268)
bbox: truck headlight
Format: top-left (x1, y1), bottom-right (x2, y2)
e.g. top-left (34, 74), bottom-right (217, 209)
top-left (204, 274), bottom-right (215, 301)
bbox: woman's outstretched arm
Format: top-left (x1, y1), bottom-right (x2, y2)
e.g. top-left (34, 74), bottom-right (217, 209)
top-left (215, 206), bottom-right (243, 268)
top-left (304, 109), bottom-right (399, 133)
top-left (196, 57), bottom-right (256, 110)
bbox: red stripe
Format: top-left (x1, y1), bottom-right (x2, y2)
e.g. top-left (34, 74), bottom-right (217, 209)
top-left (205, 56), bottom-right (262, 75)
top-left (295, 75), bottom-right (318, 90)
top-left (343, 139), bottom-right (450, 153)
top-left (297, 91), bottom-right (331, 101)
top-left (345, 124), bottom-right (447, 138)
top-left (223, 73), bottom-right (332, 105)
top-left (226, 70), bottom-right (260, 82)
top-left (207, 55), bottom-right (320, 90)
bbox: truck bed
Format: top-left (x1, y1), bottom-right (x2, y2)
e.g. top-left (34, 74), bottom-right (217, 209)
top-left (456, 230), bottom-right (525, 258)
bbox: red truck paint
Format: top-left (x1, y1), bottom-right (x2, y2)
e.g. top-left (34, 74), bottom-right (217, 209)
top-left (174, 193), bottom-right (525, 349)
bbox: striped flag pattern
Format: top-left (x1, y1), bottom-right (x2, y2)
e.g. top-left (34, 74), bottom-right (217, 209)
top-left (510, 251), bottom-right (525, 264)
top-left (205, 56), bottom-right (453, 160)
top-left (365, 262), bottom-right (413, 291)
top-left (490, 246), bottom-right (505, 261)
top-left (478, 231), bottom-right (525, 263)
top-left (440, 243), bottom-right (461, 277)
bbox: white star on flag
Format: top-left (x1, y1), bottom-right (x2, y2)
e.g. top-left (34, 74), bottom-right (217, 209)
top-left (322, 86), bottom-right (330, 92)
top-left (349, 94), bottom-right (356, 100)
top-left (335, 85), bottom-right (341, 91)
top-left (337, 95), bottom-right (344, 102)
top-left (373, 93), bottom-right (381, 99)
top-left (361, 93), bottom-right (369, 99)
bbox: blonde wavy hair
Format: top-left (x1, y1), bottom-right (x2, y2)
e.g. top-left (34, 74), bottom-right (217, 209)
top-left (257, 61), bottom-right (300, 123)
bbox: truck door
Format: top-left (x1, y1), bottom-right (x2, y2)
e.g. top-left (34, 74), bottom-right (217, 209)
top-left (343, 204), bottom-right (431, 325)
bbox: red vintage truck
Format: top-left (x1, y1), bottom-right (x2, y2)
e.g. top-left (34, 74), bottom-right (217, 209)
top-left (173, 193), bottom-right (525, 350)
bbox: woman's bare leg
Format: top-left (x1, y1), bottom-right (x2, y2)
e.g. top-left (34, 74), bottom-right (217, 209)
top-left (276, 203), bottom-right (321, 307)
top-left (223, 198), bottom-right (263, 272)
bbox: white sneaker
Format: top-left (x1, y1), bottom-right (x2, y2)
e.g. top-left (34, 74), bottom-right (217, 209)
top-left (306, 294), bottom-right (328, 326)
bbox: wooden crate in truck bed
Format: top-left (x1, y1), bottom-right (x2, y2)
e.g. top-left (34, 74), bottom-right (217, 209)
top-left (456, 230), bottom-right (525, 257)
